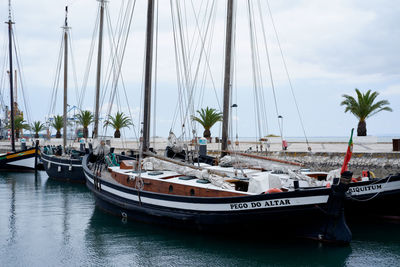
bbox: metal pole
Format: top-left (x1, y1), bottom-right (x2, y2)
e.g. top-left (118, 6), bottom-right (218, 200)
top-left (6, 4), bottom-right (16, 152)
top-left (221, 0), bottom-right (234, 157)
top-left (62, 6), bottom-right (69, 151)
top-left (93, 0), bottom-right (105, 138)
top-left (142, 0), bottom-right (155, 152)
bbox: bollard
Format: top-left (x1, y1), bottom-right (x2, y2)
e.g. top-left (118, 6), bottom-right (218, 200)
top-left (199, 137), bottom-right (207, 157)
top-left (293, 180), bottom-right (299, 190)
top-left (21, 138), bottom-right (27, 150)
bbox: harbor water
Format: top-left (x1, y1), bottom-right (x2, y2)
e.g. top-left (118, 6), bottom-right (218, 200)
top-left (1, 172), bottom-right (399, 266)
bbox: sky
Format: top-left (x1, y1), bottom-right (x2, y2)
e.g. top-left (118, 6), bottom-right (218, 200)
top-left (0, 0), bottom-right (399, 140)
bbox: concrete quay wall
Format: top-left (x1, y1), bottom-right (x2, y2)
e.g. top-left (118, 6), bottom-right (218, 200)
top-left (263, 151), bottom-right (400, 177)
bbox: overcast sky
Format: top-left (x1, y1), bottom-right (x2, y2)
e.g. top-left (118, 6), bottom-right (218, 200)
top-left (0, 0), bottom-right (399, 140)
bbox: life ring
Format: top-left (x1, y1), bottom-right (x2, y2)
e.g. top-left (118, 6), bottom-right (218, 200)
top-left (369, 171), bottom-right (376, 178)
top-left (266, 188), bottom-right (282, 194)
top-left (351, 178), bottom-right (358, 183)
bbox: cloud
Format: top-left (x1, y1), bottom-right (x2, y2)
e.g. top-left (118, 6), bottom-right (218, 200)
top-left (1, 0), bottom-right (399, 137)
top-left (381, 85), bottom-right (400, 96)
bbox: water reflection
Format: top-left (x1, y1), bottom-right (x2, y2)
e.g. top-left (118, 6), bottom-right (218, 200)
top-left (85, 208), bottom-right (353, 266)
top-left (8, 178), bottom-right (16, 245)
top-left (0, 172), bottom-right (399, 266)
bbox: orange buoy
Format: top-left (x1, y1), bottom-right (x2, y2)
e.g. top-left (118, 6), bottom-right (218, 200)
top-left (266, 188), bottom-right (283, 194)
top-left (326, 183), bottom-right (331, 188)
top-left (351, 178), bottom-right (358, 183)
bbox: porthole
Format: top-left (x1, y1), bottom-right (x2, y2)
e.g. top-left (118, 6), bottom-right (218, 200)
top-left (169, 185), bottom-right (173, 193)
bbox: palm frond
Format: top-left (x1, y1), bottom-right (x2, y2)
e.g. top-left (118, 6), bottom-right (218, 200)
top-left (51, 115), bottom-right (64, 131)
top-left (103, 111), bottom-right (132, 131)
top-left (76, 110), bottom-right (94, 127)
top-left (191, 107), bottom-right (222, 130)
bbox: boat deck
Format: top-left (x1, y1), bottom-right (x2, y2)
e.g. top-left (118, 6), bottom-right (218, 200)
top-left (101, 166), bottom-right (251, 197)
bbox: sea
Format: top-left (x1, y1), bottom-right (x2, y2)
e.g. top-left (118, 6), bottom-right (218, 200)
top-left (0, 171), bottom-right (399, 267)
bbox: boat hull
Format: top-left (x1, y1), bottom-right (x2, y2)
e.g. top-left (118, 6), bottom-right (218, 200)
top-left (83, 156), bottom-right (352, 244)
top-left (41, 152), bottom-right (85, 183)
top-left (0, 148), bottom-right (37, 171)
top-left (345, 175), bottom-right (400, 218)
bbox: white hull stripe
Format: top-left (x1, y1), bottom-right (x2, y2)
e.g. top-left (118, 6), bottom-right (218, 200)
top-left (86, 175), bottom-right (329, 212)
top-left (7, 157), bottom-right (35, 168)
top-left (348, 180), bottom-right (400, 196)
top-left (41, 156), bottom-right (82, 167)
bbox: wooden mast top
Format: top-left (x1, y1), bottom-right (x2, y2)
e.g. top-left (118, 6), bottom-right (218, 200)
top-left (221, 0), bottom-right (235, 157)
top-left (93, 0), bottom-right (105, 138)
top-left (142, 0), bottom-right (155, 152)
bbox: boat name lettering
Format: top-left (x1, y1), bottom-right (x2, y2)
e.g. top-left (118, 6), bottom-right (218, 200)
top-left (230, 199), bottom-right (291, 210)
top-left (349, 184), bottom-right (382, 193)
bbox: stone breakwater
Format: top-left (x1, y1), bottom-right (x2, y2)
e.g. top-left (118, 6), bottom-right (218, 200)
top-left (266, 151), bottom-right (400, 177)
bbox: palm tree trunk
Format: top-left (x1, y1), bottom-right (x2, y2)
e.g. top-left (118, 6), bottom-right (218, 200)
top-left (35, 133), bottom-right (39, 138)
top-left (15, 130), bottom-right (20, 139)
top-left (84, 127), bottom-right (89, 139)
top-left (56, 131), bottom-right (61, 138)
top-left (203, 129), bottom-right (211, 138)
top-left (114, 129), bottom-right (121, 138)
top-left (357, 120), bottom-right (367, 136)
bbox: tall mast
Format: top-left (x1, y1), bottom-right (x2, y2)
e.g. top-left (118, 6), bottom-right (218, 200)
top-left (221, 0), bottom-right (234, 157)
top-left (14, 70), bottom-right (17, 107)
top-left (62, 6), bottom-right (69, 151)
top-left (93, 0), bottom-right (105, 138)
top-left (142, 0), bottom-right (155, 152)
top-left (6, 0), bottom-right (15, 152)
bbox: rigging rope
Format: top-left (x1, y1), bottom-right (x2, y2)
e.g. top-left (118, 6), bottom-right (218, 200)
top-left (264, 0), bottom-right (311, 150)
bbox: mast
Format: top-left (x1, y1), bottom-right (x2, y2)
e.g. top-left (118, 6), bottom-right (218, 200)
top-left (14, 70), bottom-right (17, 108)
top-left (221, 0), bottom-right (234, 157)
top-left (6, 0), bottom-right (15, 152)
top-left (142, 0), bottom-right (155, 152)
top-left (62, 6), bottom-right (69, 151)
top-left (93, 0), bottom-right (105, 138)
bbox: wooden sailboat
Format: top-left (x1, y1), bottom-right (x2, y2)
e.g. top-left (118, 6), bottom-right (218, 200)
top-left (0, 0), bottom-right (38, 172)
top-left (162, 1), bottom-right (400, 221)
top-left (82, 0), bottom-right (352, 244)
top-left (41, 6), bottom-right (86, 182)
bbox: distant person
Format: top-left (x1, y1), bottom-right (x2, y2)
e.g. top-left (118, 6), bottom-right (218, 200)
top-left (93, 140), bottom-right (110, 156)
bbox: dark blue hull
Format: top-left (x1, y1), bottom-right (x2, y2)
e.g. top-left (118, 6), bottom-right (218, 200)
top-left (41, 152), bottom-right (85, 183)
top-left (83, 155), bottom-right (352, 244)
top-left (345, 175), bottom-right (400, 219)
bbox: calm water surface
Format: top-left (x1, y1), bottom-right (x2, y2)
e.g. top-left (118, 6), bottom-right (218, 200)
top-left (0, 172), bottom-right (399, 267)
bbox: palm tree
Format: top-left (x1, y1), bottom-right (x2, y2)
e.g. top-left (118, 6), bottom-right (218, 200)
top-left (104, 111), bottom-right (132, 138)
top-left (31, 121), bottom-right (45, 138)
top-left (341, 89), bottom-right (392, 136)
top-left (51, 115), bottom-right (64, 138)
top-left (191, 107), bottom-right (222, 138)
top-left (76, 110), bottom-right (94, 138)
top-left (13, 116), bottom-right (29, 139)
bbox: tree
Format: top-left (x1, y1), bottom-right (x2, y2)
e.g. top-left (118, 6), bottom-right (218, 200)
top-left (13, 116), bottom-right (29, 139)
top-left (191, 107), bottom-right (222, 138)
top-left (341, 89), bottom-right (392, 136)
top-left (51, 115), bottom-right (64, 138)
top-left (31, 121), bottom-right (45, 138)
top-left (104, 111), bottom-right (132, 138)
top-left (76, 110), bottom-right (94, 138)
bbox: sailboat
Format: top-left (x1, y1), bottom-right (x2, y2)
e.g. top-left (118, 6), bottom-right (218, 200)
top-left (82, 0), bottom-right (352, 244)
top-left (41, 6), bottom-right (86, 182)
top-left (0, 0), bottom-right (39, 171)
top-left (162, 1), bottom-right (400, 220)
